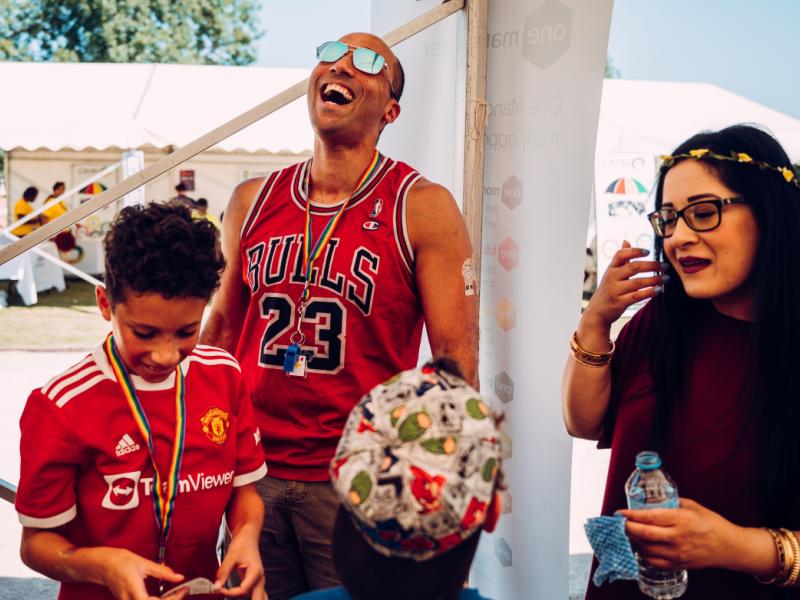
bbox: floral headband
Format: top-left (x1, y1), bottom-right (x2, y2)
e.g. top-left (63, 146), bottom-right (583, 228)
top-left (660, 148), bottom-right (799, 189)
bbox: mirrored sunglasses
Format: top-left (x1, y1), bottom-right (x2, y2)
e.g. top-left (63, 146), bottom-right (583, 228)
top-left (316, 40), bottom-right (397, 99)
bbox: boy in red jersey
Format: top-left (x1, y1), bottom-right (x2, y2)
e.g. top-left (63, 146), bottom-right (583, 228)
top-left (15, 202), bottom-right (268, 600)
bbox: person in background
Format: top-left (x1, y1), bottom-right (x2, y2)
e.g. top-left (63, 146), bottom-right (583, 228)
top-left (41, 181), bottom-right (78, 254)
top-left (193, 198), bottom-right (221, 229)
top-left (42, 181), bottom-right (68, 223)
top-left (295, 359), bottom-right (503, 600)
top-left (563, 124), bottom-right (800, 598)
top-left (11, 186), bottom-right (39, 237)
top-left (173, 182), bottom-right (196, 209)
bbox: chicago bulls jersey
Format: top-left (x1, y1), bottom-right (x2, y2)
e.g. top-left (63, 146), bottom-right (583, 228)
top-left (238, 155), bottom-right (425, 481)
top-left (16, 342), bottom-right (267, 600)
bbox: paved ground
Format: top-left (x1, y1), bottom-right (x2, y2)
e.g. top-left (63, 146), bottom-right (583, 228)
top-left (0, 350), bottom-right (610, 598)
top-left (0, 557), bottom-right (593, 599)
top-left (0, 577), bottom-right (59, 599)
top-left (0, 351), bottom-right (86, 581)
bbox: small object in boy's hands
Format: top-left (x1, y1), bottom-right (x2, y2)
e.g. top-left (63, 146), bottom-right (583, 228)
top-left (161, 577), bottom-right (218, 597)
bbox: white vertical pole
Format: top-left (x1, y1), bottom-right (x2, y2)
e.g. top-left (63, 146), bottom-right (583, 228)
top-left (461, 0), bottom-right (489, 290)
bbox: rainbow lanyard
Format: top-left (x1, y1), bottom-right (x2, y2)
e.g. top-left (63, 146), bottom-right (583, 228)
top-left (300, 149), bottom-right (381, 302)
top-left (105, 335), bottom-right (186, 564)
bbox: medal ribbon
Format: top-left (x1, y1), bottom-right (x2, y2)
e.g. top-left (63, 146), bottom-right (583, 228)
top-left (105, 335), bottom-right (186, 561)
top-left (300, 149), bottom-right (381, 301)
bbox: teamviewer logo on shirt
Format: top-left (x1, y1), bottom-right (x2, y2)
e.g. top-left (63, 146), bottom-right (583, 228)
top-left (101, 471), bottom-right (141, 510)
top-left (115, 433), bottom-right (141, 457)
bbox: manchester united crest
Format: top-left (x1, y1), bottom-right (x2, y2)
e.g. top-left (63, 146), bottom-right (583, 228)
top-left (201, 408), bottom-right (230, 444)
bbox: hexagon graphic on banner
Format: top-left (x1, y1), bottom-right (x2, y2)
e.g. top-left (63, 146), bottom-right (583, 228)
top-left (498, 238), bottom-right (519, 271)
top-left (522, 0), bottom-right (573, 69)
top-left (501, 175), bottom-right (523, 210)
top-left (494, 537), bottom-right (513, 567)
top-left (494, 371), bottom-right (514, 404)
top-left (495, 298), bottom-right (516, 332)
top-left (502, 491), bottom-right (512, 514)
top-left (499, 430), bottom-right (512, 460)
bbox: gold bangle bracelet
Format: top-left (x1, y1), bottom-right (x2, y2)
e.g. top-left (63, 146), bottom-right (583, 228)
top-left (570, 331), bottom-right (614, 367)
top-left (788, 531), bottom-right (800, 588)
top-left (779, 529), bottom-right (800, 587)
top-left (570, 350), bottom-right (610, 368)
top-left (756, 528), bottom-right (788, 585)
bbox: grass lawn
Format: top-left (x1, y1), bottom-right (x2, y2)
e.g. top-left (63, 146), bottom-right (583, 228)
top-left (0, 279), bottom-right (109, 350)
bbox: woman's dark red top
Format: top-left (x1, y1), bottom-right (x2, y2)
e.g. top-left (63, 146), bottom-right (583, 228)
top-left (585, 299), bottom-right (799, 599)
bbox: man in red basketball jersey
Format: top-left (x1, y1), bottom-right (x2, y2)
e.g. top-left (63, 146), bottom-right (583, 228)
top-left (202, 32), bottom-right (477, 599)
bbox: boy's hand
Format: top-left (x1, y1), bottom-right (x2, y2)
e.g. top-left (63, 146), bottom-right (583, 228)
top-left (214, 531), bottom-right (267, 599)
top-left (98, 548), bottom-right (184, 600)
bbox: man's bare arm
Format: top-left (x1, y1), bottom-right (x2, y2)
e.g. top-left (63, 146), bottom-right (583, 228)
top-left (201, 178), bottom-right (264, 353)
top-left (407, 179), bottom-right (478, 385)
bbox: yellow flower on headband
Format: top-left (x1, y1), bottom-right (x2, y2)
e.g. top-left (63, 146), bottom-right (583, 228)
top-left (781, 167), bottom-right (796, 183)
top-left (737, 153), bottom-right (753, 163)
top-left (689, 149), bottom-right (709, 157)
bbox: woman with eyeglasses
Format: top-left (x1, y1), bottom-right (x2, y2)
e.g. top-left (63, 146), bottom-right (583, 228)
top-left (563, 124), bottom-right (800, 599)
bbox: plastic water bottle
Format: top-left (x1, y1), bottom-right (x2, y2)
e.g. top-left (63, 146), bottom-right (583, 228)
top-left (625, 450), bottom-right (688, 599)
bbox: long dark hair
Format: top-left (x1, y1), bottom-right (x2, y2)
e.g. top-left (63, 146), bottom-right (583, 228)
top-left (650, 124), bottom-right (800, 526)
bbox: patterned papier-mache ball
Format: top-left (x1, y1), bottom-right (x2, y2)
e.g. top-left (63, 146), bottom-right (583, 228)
top-left (330, 362), bottom-right (503, 561)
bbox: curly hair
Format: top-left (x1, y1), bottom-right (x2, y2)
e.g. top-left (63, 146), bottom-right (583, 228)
top-left (103, 201), bottom-right (225, 305)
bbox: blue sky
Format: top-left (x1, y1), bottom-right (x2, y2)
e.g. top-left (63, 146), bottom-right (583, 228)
top-left (256, 0), bottom-right (800, 120)
top-left (256, 0), bottom-right (368, 69)
top-left (606, 0), bottom-right (800, 120)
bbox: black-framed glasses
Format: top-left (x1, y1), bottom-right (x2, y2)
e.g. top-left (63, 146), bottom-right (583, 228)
top-left (316, 40), bottom-right (397, 99)
top-left (648, 197), bottom-right (749, 238)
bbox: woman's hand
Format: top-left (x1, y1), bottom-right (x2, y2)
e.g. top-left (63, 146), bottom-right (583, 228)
top-left (215, 528), bottom-right (267, 599)
top-left (581, 241), bottom-right (665, 339)
top-left (97, 547), bottom-right (185, 600)
top-left (618, 498), bottom-right (746, 572)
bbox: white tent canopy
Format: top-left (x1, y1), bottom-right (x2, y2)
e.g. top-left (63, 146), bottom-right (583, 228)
top-left (0, 61), bottom-right (315, 153)
top-left (5, 64), bottom-right (799, 160)
top-left (598, 79), bottom-right (800, 160)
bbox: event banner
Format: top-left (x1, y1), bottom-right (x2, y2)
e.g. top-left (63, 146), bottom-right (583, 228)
top-left (594, 151), bottom-right (658, 315)
top-left (371, 1), bottom-right (611, 597)
top-left (473, 1), bottom-right (612, 598)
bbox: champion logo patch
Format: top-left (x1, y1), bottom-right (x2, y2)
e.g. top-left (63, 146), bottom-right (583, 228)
top-left (363, 220), bottom-right (380, 231)
top-left (115, 433), bottom-right (141, 457)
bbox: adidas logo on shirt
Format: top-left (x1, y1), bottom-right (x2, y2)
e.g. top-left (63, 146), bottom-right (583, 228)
top-left (115, 434), bottom-right (141, 457)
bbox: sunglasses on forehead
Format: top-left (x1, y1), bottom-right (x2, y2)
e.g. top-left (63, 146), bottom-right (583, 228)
top-left (316, 40), bottom-right (397, 100)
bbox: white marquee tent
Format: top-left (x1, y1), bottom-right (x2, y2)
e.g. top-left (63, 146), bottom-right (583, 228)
top-left (3, 62), bottom-right (800, 276)
top-left (0, 61), bottom-right (316, 232)
top-left (597, 78), bottom-right (800, 160)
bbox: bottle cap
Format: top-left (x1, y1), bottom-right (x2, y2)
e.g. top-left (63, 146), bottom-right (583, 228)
top-left (635, 450), bottom-right (661, 471)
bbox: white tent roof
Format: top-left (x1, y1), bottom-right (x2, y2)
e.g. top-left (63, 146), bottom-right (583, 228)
top-left (598, 79), bottom-right (800, 161)
top-left (4, 64), bottom-right (799, 161)
top-left (0, 61), bottom-right (314, 153)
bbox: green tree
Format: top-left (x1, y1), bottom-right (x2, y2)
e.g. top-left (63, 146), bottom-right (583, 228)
top-left (0, 0), bottom-right (262, 65)
top-left (605, 55), bottom-right (620, 79)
